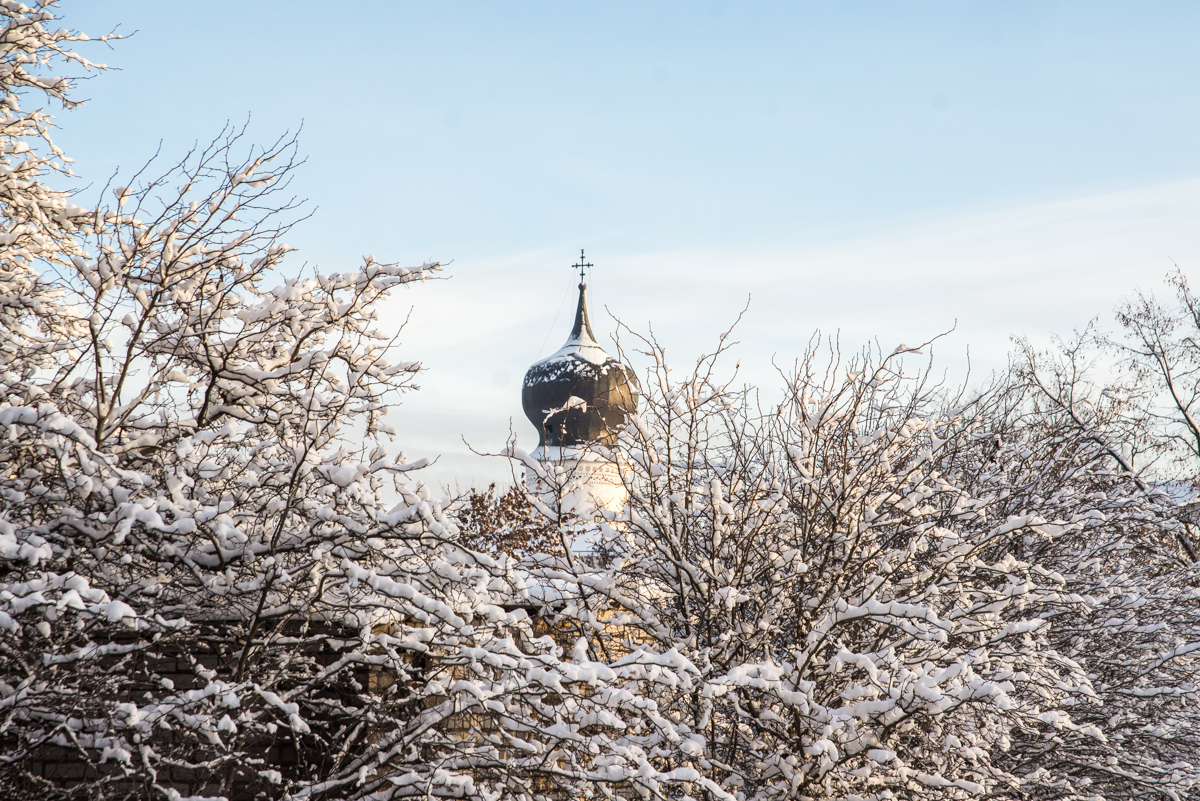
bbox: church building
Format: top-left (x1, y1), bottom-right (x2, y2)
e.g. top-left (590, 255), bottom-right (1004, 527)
top-left (520, 252), bottom-right (639, 521)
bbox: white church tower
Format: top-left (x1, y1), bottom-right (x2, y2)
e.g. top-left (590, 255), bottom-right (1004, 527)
top-left (520, 251), bottom-right (639, 522)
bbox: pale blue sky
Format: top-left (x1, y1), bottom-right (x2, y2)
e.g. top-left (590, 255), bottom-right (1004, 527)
top-left (57, 2), bottom-right (1200, 487)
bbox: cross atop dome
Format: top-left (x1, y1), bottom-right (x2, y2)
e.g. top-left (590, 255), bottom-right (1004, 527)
top-left (572, 248), bottom-right (593, 286)
top-left (568, 253), bottom-right (599, 345)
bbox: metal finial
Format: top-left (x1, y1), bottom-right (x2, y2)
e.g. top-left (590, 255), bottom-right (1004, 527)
top-left (572, 248), bottom-right (593, 286)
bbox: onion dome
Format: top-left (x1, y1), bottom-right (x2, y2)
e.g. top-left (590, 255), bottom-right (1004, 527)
top-left (522, 278), bottom-right (639, 448)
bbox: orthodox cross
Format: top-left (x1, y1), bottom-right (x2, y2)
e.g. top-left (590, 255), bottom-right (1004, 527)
top-left (572, 249), bottom-right (593, 285)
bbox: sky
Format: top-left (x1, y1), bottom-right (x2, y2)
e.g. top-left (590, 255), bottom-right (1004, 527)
top-left (52, 1), bottom-right (1200, 489)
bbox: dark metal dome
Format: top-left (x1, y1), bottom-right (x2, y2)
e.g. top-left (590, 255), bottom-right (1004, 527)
top-left (522, 281), bottom-right (639, 447)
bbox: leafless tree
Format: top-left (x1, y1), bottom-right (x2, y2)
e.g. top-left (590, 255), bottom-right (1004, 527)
top-left (515, 321), bottom-right (1200, 800)
top-left (0, 8), bottom-right (698, 800)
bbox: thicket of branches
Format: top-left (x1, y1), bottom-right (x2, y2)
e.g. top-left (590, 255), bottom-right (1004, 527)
top-left (453, 484), bottom-right (565, 560)
top-left (514, 316), bottom-right (1200, 801)
top-left (0, 6), bottom-right (691, 801)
